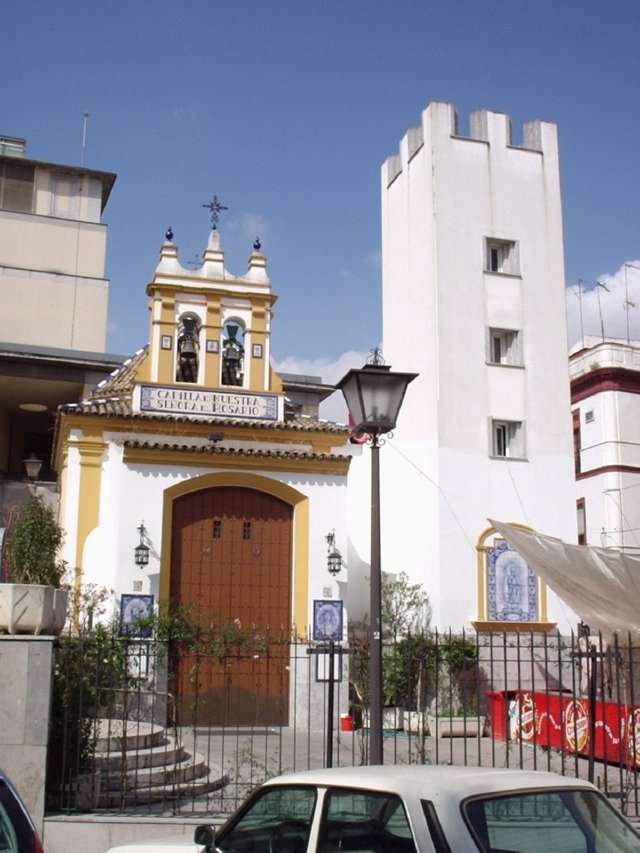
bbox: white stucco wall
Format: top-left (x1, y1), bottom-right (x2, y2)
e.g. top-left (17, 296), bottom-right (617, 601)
top-left (348, 102), bottom-right (577, 632)
top-left (572, 339), bottom-right (640, 553)
top-left (63, 434), bottom-right (350, 636)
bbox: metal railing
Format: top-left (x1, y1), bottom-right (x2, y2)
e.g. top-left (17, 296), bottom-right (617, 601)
top-left (45, 628), bottom-right (640, 819)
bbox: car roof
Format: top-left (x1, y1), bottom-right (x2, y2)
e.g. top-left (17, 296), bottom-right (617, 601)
top-left (264, 765), bottom-right (597, 801)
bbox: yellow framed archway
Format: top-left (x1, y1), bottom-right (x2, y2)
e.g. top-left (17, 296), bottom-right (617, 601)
top-left (159, 471), bottom-right (309, 636)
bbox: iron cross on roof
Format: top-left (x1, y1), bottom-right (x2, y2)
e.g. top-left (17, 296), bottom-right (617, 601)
top-left (202, 195), bottom-right (228, 230)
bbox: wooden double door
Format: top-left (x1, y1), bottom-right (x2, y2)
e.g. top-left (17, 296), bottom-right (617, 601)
top-left (170, 486), bottom-right (292, 726)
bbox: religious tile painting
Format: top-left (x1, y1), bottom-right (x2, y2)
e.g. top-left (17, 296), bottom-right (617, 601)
top-left (487, 538), bottom-right (537, 622)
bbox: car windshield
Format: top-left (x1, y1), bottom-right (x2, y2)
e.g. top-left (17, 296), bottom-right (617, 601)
top-left (216, 785), bottom-right (316, 853)
top-left (462, 788), bottom-right (640, 852)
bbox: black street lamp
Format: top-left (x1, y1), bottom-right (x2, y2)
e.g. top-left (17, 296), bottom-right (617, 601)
top-left (336, 349), bottom-right (417, 765)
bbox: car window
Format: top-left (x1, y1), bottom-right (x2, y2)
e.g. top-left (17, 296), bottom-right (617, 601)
top-left (216, 785), bottom-right (316, 853)
top-left (463, 788), bottom-right (640, 853)
top-left (0, 801), bottom-right (18, 853)
top-left (0, 783), bottom-right (28, 853)
top-left (318, 787), bottom-right (417, 852)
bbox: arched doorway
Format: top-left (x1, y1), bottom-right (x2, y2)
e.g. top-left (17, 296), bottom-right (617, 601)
top-left (170, 486), bottom-right (292, 725)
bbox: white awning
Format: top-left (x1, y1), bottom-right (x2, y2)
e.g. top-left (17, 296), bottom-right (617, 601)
top-left (488, 519), bottom-right (640, 634)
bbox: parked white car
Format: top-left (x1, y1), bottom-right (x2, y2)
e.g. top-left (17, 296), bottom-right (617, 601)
top-left (107, 764), bottom-right (640, 852)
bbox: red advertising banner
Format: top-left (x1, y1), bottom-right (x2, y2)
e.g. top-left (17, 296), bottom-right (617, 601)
top-left (488, 690), bottom-right (639, 766)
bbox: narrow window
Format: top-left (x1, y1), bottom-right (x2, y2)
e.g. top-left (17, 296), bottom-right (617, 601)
top-left (487, 328), bottom-right (522, 366)
top-left (242, 521), bottom-right (251, 540)
top-left (494, 423), bottom-right (507, 457)
top-left (485, 238), bottom-right (519, 275)
top-left (0, 161), bottom-right (35, 213)
top-left (577, 499), bottom-right (586, 545)
top-left (572, 409), bottom-right (581, 475)
top-left (50, 173), bottom-right (81, 218)
top-left (212, 520), bottom-right (221, 539)
top-left (491, 420), bottom-right (525, 459)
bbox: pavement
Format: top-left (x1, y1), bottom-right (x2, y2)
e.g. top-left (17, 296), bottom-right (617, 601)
top-left (167, 723), bottom-right (640, 821)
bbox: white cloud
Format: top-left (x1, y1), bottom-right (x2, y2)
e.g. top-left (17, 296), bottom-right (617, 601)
top-left (230, 212), bottom-right (269, 245)
top-left (566, 260), bottom-right (640, 348)
top-left (273, 349), bottom-right (370, 423)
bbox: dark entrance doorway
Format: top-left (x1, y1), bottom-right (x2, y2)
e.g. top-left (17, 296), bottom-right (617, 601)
top-left (170, 486), bottom-right (292, 725)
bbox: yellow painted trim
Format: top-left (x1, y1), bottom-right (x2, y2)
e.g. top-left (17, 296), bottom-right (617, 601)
top-left (476, 544), bottom-right (486, 621)
top-left (74, 436), bottom-right (106, 581)
top-left (203, 300), bottom-right (222, 387)
top-left (475, 522), bottom-right (552, 626)
top-left (123, 445), bottom-right (349, 476)
top-left (160, 472), bottom-right (309, 636)
top-left (472, 621), bottom-right (557, 633)
top-left (146, 283), bottom-right (278, 306)
top-left (539, 578), bottom-right (549, 622)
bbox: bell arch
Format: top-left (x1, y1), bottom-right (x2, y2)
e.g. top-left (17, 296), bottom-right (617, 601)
top-left (175, 312), bottom-right (201, 383)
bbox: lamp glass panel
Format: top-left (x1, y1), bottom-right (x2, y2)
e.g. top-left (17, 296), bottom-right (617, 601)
top-left (338, 366), bottom-right (416, 433)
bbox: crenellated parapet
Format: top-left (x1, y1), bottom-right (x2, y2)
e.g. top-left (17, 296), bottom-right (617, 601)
top-left (383, 101), bottom-right (558, 188)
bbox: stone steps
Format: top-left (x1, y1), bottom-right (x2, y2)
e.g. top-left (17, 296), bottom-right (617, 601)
top-left (88, 719), bottom-right (227, 807)
top-left (94, 733), bottom-right (185, 770)
top-left (92, 719), bottom-right (166, 752)
top-left (97, 764), bottom-right (227, 807)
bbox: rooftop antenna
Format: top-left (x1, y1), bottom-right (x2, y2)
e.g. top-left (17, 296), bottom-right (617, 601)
top-left (596, 280), bottom-right (609, 343)
top-left (624, 263), bottom-right (640, 344)
top-left (81, 111), bottom-right (89, 165)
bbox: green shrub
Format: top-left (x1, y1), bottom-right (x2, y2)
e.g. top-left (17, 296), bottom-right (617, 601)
top-left (6, 495), bottom-right (64, 586)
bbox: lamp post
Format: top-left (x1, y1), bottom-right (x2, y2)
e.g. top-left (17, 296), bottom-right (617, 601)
top-left (336, 349), bottom-right (417, 764)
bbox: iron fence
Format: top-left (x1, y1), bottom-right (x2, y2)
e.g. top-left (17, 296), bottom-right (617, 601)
top-left (45, 628), bottom-right (640, 820)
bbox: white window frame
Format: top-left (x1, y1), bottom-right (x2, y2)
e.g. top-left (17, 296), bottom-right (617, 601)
top-left (50, 172), bottom-right (81, 219)
top-left (491, 419), bottom-right (526, 459)
top-left (485, 238), bottom-right (520, 275)
top-left (487, 327), bottom-right (523, 366)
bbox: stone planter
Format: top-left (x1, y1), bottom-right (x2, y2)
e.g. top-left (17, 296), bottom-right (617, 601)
top-left (427, 714), bottom-right (487, 738)
top-left (362, 707), bottom-right (406, 731)
top-left (0, 584), bottom-right (68, 635)
top-left (403, 711), bottom-right (429, 735)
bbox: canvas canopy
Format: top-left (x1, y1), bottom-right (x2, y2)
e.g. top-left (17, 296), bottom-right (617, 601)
top-left (489, 519), bottom-right (640, 635)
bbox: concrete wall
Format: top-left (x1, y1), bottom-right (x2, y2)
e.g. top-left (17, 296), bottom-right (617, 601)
top-left (0, 636), bottom-right (54, 837)
top-left (43, 815), bottom-right (223, 853)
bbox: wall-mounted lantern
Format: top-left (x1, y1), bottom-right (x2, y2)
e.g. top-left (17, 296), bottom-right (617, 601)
top-left (326, 530), bottom-right (343, 576)
top-left (134, 522), bottom-right (150, 568)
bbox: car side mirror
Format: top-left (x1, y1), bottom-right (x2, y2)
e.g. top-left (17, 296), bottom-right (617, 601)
top-left (194, 824), bottom-right (216, 851)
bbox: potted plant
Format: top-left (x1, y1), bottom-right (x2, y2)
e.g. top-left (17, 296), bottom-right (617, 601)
top-left (0, 494), bottom-right (67, 635)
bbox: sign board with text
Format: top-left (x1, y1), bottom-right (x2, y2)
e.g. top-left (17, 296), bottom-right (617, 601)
top-left (135, 384), bottom-right (283, 421)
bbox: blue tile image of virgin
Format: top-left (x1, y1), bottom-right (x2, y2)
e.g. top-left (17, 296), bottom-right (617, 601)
top-left (495, 552), bottom-right (531, 621)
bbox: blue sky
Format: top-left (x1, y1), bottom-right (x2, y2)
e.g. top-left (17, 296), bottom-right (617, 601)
top-left (2, 0), bottom-right (639, 385)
